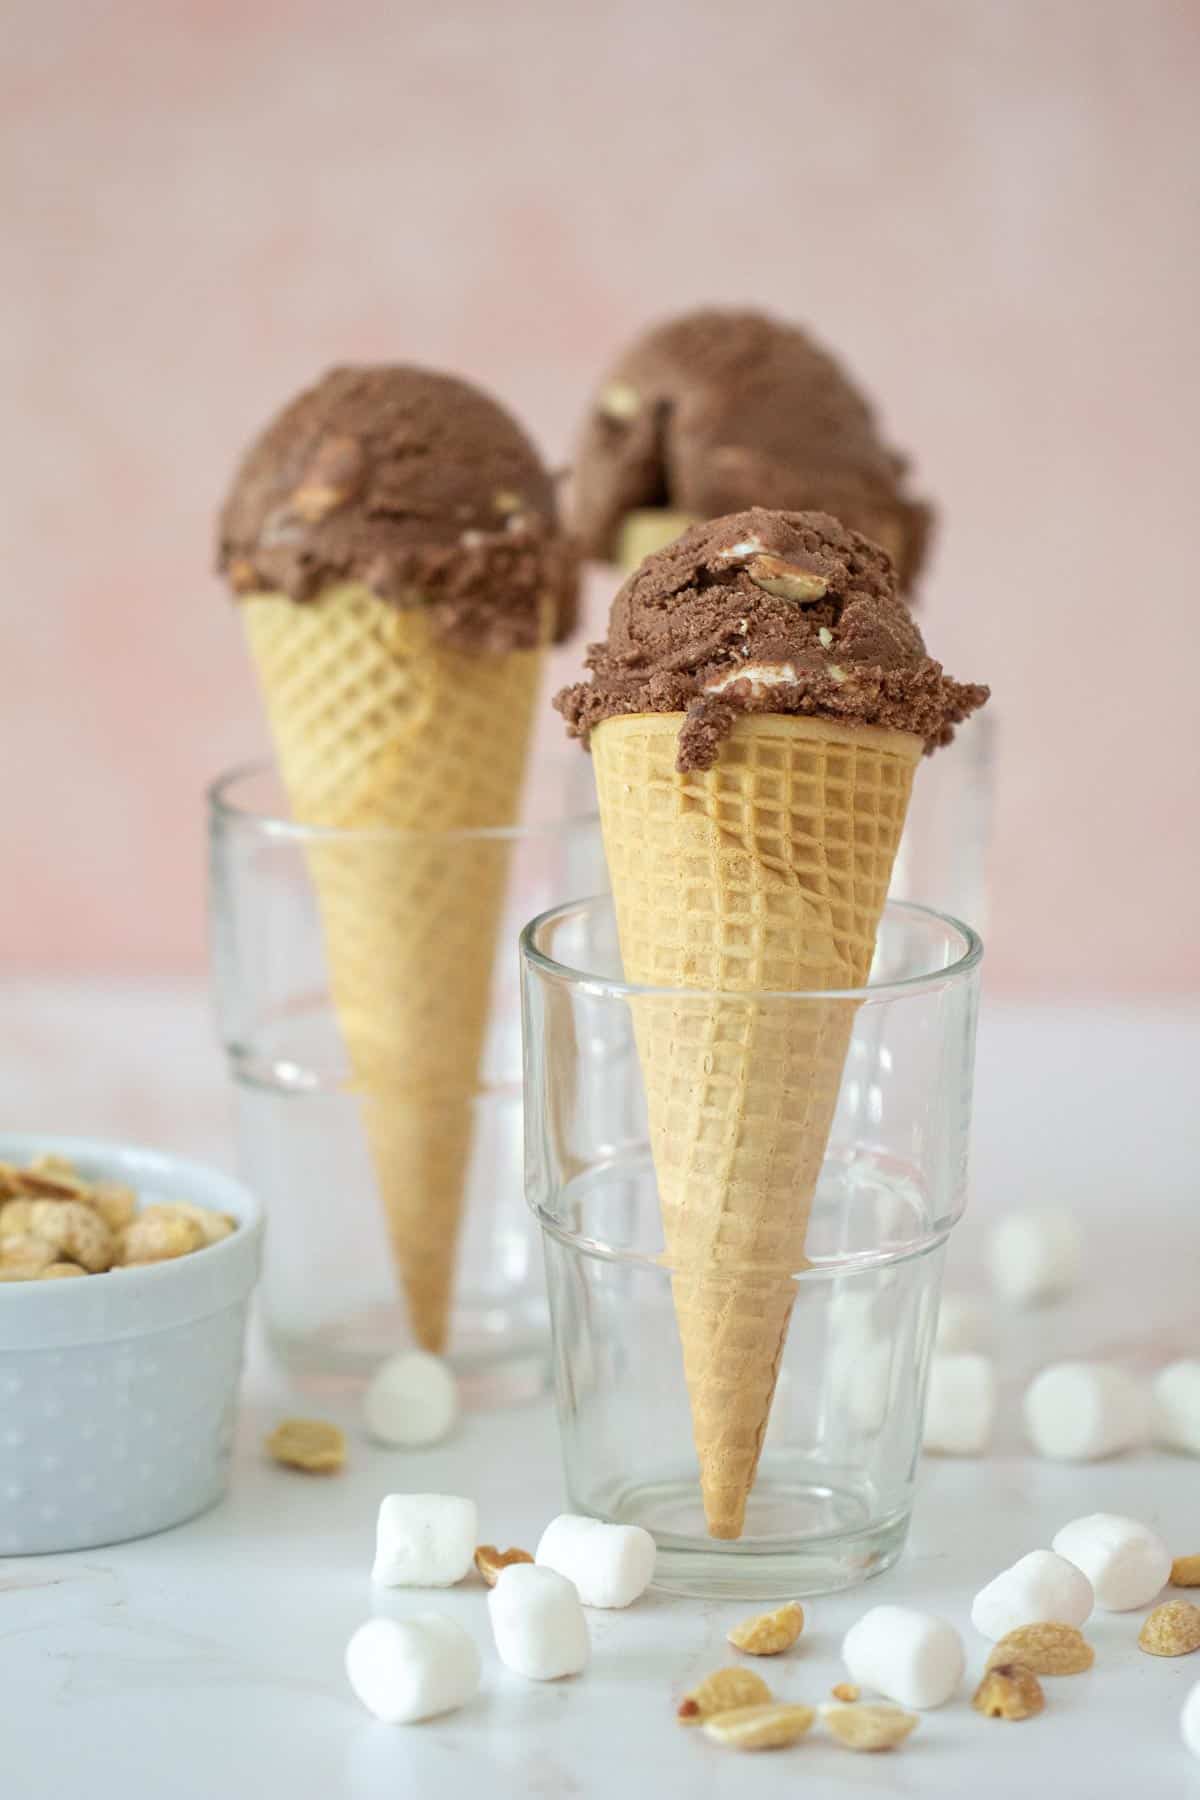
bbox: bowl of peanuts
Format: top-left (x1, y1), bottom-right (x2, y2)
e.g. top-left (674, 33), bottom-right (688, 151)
top-left (0, 1134), bottom-right (263, 1554)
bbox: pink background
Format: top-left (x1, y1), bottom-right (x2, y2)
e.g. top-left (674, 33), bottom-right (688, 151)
top-left (3, 0), bottom-right (1196, 994)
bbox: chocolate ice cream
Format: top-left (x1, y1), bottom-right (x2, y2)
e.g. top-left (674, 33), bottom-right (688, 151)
top-left (218, 365), bottom-right (577, 651)
top-left (556, 509), bottom-right (987, 771)
top-left (571, 309), bottom-right (932, 589)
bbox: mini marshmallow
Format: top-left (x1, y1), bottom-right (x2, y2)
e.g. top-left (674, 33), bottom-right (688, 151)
top-left (535, 1514), bottom-right (656, 1608)
top-left (1051, 1513), bottom-right (1171, 1611)
top-left (987, 1209), bottom-right (1081, 1306)
top-left (488, 1562), bottom-right (590, 1680)
top-left (841, 1605), bottom-right (965, 1709)
top-left (372, 1493), bottom-right (477, 1587)
top-left (363, 1350), bottom-right (459, 1448)
top-left (1153, 1360), bottom-right (1200, 1455)
top-left (1024, 1361), bottom-right (1145, 1461)
top-left (1182, 1679), bottom-right (1200, 1761)
top-left (345, 1614), bottom-right (480, 1723)
top-left (971, 1549), bottom-right (1094, 1639)
top-left (923, 1352), bottom-right (997, 1455)
top-left (935, 1292), bottom-right (985, 1352)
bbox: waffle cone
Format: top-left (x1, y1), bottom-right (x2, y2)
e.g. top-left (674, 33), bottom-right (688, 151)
top-left (242, 584), bottom-right (542, 1351)
top-left (591, 711), bottom-right (921, 1536)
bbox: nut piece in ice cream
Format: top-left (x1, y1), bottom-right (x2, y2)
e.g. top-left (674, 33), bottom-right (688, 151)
top-left (288, 433), bottom-right (367, 522)
top-left (745, 554), bottom-right (829, 603)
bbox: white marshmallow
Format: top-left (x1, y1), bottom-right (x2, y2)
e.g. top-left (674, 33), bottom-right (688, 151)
top-left (923, 1352), bottom-right (997, 1455)
top-left (363, 1350), bottom-right (459, 1448)
top-left (971, 1549), bottom-right (1094, 1639)
top-left (841, 1605), bottom-right (965, 1709)
top-left (935, 1292), bottom-right (984, 1351)
top-left (987, 1209), bottom-right (1081, 1306)
top-left (488, 1562), bottom-right (590, 1680)
top-left (535, 1514), bottom-right (656, 1608)
top-left (1024, 1361), bottom-right (1145, 1461)
top-left (345, 1614), bottom-right (480, 1723)
top-left (1182, 1679), bottom-right (1200, 1760)
top-left (371, 1493), bottom-right (477, 1587)
top-left (1153, 1360), bottom-right (1200, 1455)
top-left (1051, 1513), bottom-right (1171, 1611)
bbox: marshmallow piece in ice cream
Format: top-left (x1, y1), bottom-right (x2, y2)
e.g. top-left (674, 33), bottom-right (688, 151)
top-left (987, 1209), bottom-right (1080, 1306)
top-left (971, 1549), bottom-right (1094, 1640)
top-left (841, 1605), bottom-right (965, 1709)
top-left (535, 1513), bottom-right (656, 1609)
top-left (488, 1563), bottom-right (590, 1680)
top-left (1051, 1513), bottom-right (1171, 1612)
top-left (345, 1614), bottom-right (480, 1723)
top-left (1024, 1362), bottom-right (1145, 1461)
top-left (371, 1493), bottom-right (477, 1587)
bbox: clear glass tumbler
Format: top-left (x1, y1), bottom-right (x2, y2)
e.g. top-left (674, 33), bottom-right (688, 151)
top-left (521, 896), bottom-right (982, 1597)
top-left (208, 761), bottom-right (603, 1401)
top-left (890, 711), bottom-right (995, 932)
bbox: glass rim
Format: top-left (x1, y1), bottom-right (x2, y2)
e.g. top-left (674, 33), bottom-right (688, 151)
top-left (520, 893), bottom-right (983, 1004)
top-left (207, 758), bottom-right (599, 846)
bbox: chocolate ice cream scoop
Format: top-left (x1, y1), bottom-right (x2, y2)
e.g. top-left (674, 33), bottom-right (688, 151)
top-left (218, 365), bottom-right (577, 651)
top-left (570, 309), bottom-right (932, 591)
top-left (555, 509), bottom-right (986, 771)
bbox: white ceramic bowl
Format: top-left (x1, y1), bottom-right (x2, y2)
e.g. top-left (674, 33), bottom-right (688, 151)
top-left (0, 1134), bottom-right (263, 1554)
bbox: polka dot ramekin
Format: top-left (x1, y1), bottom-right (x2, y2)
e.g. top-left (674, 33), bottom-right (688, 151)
top-left (0, 1134), bottom-right (263, 1555)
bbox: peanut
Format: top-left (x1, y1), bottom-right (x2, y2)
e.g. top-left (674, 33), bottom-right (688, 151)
top-left (727, 1601), bottom-right (804, 1656)
top-left (474, 1545), bottom-right (534, 1587)
top-left (972, 1663), bottom-right (1045, 1720)
top-left (120, 1209), bottom-right (204, 1265)
top-left (265, 1419), bottom-right (346, 1474)
top-left (825, 1703), bottom-right (919, 1751)
top-left (27, 1199), bottom-right (114, 1272)
top-left (985, 1623), bottom-right (1094, 1676)
top-left (702, 1703), bottom-right (815, 1750)
top-left (677, 1666), bottom-right (771, 1724)
top-left (1139, 1601), bottom-right (1200, 1657)
top-left (0, 1233), bottom-right (57, 1274)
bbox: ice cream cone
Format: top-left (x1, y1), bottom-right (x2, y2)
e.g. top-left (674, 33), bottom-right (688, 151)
top-left (591, 709), bottom-right (922, 1536)
top-left (243, 583), bottom-right (542, 1350)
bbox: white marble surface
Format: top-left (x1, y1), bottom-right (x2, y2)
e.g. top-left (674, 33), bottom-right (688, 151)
top-left (2, 988), bottom-right (1199, 1796)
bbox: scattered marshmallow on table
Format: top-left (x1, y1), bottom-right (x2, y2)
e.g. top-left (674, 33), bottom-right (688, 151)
top-left (841, 1605), bottom-right (965, 1709)
top-left (1024, 1361), bottom-right (1144, 1461)
top-left (372, 1494), bottom-right (477, 1587)
top-left (1153, 1360), bottom-right (1200, 1455)
top-left (922, 1352), bottom-right (997, 1455)
top-left (488, 1563), bottom-right (590, 1680)
top-left (1051, 1513), bottom-right (1171, 1611)
top-left (971, 1549), bottom-right (1094, 1639)
top-left (363, 1350), bottom-right (459, 1448)
top-left (1182, 1680), bottom-right (1200, 1761)
top-left (345, 1614), bottom-right (480, 1723)
top-left (535, 1513), bottom-right (656, 1609)
top-left (987, 1209), bottom-right (1081, 1306)
top-left (935, 1293), bottom-right (985, 1352)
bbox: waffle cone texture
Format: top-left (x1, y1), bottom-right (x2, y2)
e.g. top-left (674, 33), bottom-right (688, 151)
top-left (242, 584), bottom-right (542, 1351)
top-left (590, 711), bottom-right (921, 1537)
